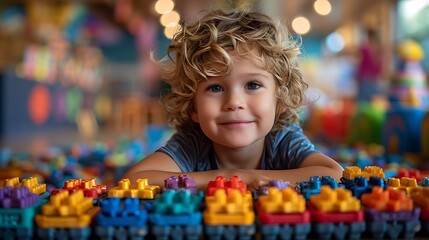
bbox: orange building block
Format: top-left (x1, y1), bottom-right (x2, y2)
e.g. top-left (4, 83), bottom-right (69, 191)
top-left (409, 187), bottom-right (429, 208)
top-left (361, 186), bottom-right (413, 211)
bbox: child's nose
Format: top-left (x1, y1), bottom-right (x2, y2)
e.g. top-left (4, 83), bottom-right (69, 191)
top-left (223, 93), bottom-right (245, 111)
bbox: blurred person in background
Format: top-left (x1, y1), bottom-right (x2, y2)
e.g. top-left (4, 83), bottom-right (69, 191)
top-left (355, 28), bottom-right (384, 102)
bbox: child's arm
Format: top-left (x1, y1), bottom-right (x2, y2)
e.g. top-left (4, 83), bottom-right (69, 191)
top-left (123, 152), bottom-right (343, 190)
top-left (228, 153), bottom-right (344, 188)
top-left (122, 152), bottom-right (231, 189)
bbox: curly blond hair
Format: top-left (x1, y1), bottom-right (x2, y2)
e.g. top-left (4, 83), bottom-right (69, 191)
top-left (157, 9), bottom-right (307, 130)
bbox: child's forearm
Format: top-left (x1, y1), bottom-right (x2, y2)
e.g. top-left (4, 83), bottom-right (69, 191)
top-left (123, 169), bottom-right (237, 190)
top-left (122, 166), bottom-right (342, 191)
top-left (246, 166), bottom-right (343, 187)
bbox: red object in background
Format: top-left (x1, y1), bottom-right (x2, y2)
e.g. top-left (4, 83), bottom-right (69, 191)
top-left (321, 99), bottom-right (355, 143)
top-left (396, 169), bottom-right (423, 182)
top-left (28, 85), bottom-right (51, 125)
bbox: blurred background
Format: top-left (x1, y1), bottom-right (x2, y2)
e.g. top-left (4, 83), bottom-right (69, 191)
top-left (0, 0), bottom-right (428, 186)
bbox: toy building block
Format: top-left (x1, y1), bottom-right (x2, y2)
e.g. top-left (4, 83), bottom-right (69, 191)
top-left (410, 188), bottom-right (429, 237)
top-left (361, 186), bottom-right (413, 211)
top-left (341, 176), bottom-right (386, 198)
top-left (361, 186), bottom-right (421, 239)
top-left (204, 189), bottom-right (254, 225)
top-left (0, 177), bottom-right (48, 201)
top-left (21, 177), bottom-right (47, 195)
top-left (257, 179), bottom-right (289, 196)
top-left (310, 186), bottom-right (360, 213)
top-left (206, 176), bottom-right (247, 196)
top-left (307, 186), bottom-right (365, 240)
top-left (149, 190), bottom-right (203, 240)
top-left (204, 189), bottom-right (255, 239)
top-left (387, 177), bottom-right (422, 196)
top-left (35, 190), bottom-right (100, 239)
top-left (396, 168), bottom-right (423, 182)
top-left (423, 177), bottom-right (429, 187)
top-left (342, 166), bottom-right (385, 181)
top-left (0, 177), bottom-right (20, 188)
top-left (297, 176), bottom-right (339, 201)
top-left (95, 198), bottom-right (148, 239)
top-left (256, 187), bottom-right (311, 239)
top-left (258, 187), bottom-right (305, 214)
top-left (0, 186), bottom-right (46, 240)
top-left (51, 178), bottom-right (107, 199)
top-left (108, 178), bottom-right (161, 199)
top-left (164, 175), bottom-right (198, 194)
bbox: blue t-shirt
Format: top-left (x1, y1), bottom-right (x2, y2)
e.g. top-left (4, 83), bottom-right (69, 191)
top-left (157, 123), bottom-right (319, 172)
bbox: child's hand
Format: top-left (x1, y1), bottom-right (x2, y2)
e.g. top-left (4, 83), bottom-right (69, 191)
top-left (247, 178), bottom-right (270, 191)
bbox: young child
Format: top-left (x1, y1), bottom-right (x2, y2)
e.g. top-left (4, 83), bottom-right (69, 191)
top-left (123, 9), bottom-right (343, 189)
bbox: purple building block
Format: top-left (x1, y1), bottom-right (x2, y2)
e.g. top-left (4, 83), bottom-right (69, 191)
top-left (164, 175), bottom-right (198, 194)
top-left (0, 186), bottom-right (39, 208)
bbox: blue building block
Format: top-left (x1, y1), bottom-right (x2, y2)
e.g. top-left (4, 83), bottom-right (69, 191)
top-left (298, 176), bottom-right (339, 200)
top-left (205, 225), bottom-right (256, 240)
top-left (95, 226), bottom-right (148, 240)
top-left (37, 227), bottom-right (91, 240)
top-left (422, 177), bottom-right (429, 187)
top-left (366, 220), bottom-right (420, 239)
top-left (149, 190), bottom-right (204, 239)
top-left (152, 190), bottom-right (202, 215)
top-left (312, 222), bottom-right (366, 240)
top-left (341, 176), bottom-right (386, 198)
top-left (96, 198), bottom-right (147, 227)
top-left (151, 225), bottom-right (202, 240)
top-left (260, 223), bottom-right (311, 240)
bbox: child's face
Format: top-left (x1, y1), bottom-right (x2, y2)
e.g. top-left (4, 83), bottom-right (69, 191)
top-left (192, 52), bottom-right (279, 149)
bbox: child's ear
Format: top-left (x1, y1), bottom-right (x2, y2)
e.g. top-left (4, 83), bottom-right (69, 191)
top-left (191, 111), bottom-right (199, 123)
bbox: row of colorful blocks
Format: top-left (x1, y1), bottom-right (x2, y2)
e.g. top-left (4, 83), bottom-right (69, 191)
top-left (1, 166), bottom-right (429, 239)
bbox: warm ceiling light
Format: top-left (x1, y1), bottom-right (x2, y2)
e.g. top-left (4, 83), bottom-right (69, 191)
top-left (154, 0), bottom-right (175, 15)
top-left (314, 0), bottom-right (332, 16)
top-left (292, 16), bottom-right (311, 35)
top-left (164, 25), bottom-right (182, 39)
top-left (160, 10), bottom-right (180, 27)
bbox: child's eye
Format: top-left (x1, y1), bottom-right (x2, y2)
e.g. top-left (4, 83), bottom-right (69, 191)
top-left (206, 84), bottom-right (223, 92)
top-left (246, 81), bottom-right (262, 90)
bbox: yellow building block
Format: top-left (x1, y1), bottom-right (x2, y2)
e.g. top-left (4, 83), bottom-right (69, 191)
top-left (21, 177), bottom-right (46, 194)
top-left (36, 206), bottom-right (99, 228)
top-left (204, 189), bottom-right (254, 225)
top-left (361, 186), bottom-right (413, 211)
top-left (41, 190), bottom-right (93, 217)
top-left (363, 166), bottom-right (385, 179)
top-left (0, 177), bottom-right (20, 187)
top-left (258, 187), bottom-right (306, 214)
top-left (108, 178), bottom-right (161, 199)
top-left (0, 176), bottom-right (46, 195)
top-left (387, 177), bottom-right (421, 196)
top-left (310, 186), bottom-right (361, 212)
top-left (343, 166), bottom-right (384, 180)
top-left (343, 166), bottom-right (361, 180)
